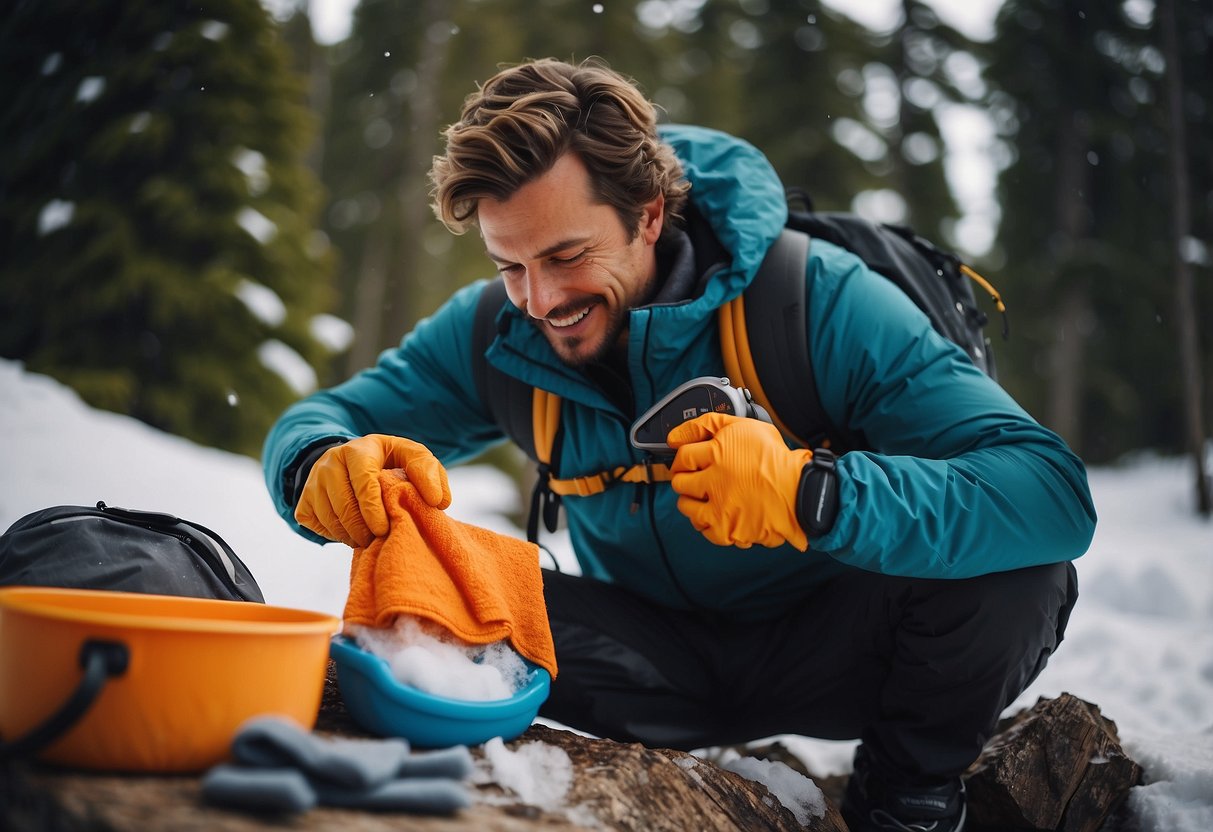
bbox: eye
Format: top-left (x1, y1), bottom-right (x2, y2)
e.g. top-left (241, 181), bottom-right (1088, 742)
top-left (498, 263), bottom-right (523, 278)
top-left (552, 251), bottom-right (585, 267)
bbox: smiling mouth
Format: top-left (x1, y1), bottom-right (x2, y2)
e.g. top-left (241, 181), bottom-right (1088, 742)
top-left (545, 304), bottom-right (593, 328)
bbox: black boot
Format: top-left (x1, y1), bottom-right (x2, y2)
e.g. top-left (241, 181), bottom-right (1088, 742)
top-left (841, 747), bottom-right (966, 832)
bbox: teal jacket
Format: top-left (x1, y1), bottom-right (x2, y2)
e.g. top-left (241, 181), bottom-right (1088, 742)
top-left (263, 125), bottom-right (1096, 620)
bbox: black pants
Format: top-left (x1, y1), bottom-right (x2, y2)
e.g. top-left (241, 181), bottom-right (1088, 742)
top-left (538, 561), bottom-right (1078, 780)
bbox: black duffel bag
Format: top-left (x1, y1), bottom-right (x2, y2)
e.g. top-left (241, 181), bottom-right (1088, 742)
top-left (0, 501), bottom-right (264, 602)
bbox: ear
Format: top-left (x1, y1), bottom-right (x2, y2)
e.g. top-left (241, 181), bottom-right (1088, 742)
top-left (639, 193), bottom-right (665, 246)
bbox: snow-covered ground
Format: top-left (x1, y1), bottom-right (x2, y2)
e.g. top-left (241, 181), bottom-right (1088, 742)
top-left (1, 359), bottom-right (1210, 829)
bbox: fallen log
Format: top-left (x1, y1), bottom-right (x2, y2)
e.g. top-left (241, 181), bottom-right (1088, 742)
top-left (964, 692), bottom-right (1143, 832)
top-left (0, 661), bottom-right (843, 831)
top-left (0, 669), bottom-right (1139, 832)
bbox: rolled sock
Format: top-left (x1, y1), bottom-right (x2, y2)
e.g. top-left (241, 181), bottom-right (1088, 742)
top-left (201, 765), bottom-right (317, 814)
top-left (212, 717), bottom-right (475, 817)
top-left (396, 746), bottom-right (476, 780)
top-left (231, 715), bottom-right (411, 789)
top-left (314, 778), bottom-right (472, 814)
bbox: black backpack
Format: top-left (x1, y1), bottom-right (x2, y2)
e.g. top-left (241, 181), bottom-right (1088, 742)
top-left (472, 192), bottom-right (1008, 539)
top-left (759, 189), bottom-right (1007, 450)
top-left (0, 501), bottom-right (265, 602)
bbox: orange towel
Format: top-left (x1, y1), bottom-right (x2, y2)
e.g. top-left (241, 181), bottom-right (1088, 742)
top-left (343, 470), bottom-right (557, 678)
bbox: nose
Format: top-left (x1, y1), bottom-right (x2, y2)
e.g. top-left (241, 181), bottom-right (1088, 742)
top-left (523, 269), bottom-right (560, 320)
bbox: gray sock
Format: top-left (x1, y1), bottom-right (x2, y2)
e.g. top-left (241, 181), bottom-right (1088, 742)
top-left (395, 745), bottom-right (476, 780)
top-left (201, 764), bottom-right (317, 814)
top-left (209, 716), bottom-right (475, 816)
top-left (230, 716), bottom-right (411, 789)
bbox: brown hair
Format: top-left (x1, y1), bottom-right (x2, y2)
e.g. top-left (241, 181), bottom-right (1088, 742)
top-left (430, 57), bottom-right (689, 240)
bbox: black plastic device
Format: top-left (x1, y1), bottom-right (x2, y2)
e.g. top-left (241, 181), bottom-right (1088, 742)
top-left (629, 376), bottom-right (772, 453)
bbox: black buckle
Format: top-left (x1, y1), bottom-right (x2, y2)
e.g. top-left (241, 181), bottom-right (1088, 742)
top-left (526, 465), bottom-right (562, 543)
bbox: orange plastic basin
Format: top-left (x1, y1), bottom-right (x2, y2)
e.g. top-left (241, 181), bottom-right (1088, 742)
top-left (0, 586), bottom-right (339, 772)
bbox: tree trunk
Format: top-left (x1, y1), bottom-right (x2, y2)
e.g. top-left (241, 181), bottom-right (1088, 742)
top-left (304, 0), bottom-right (332, 179)
top-left (344, 215), bottom-right (390, 374)
top-left (379, 0), bottom-right (452, 349)
top-left (1159, 0), bottom-right (1212, 516)
top-left (1048, 279), bottom-right (1092, 447)
top-left (1047, 148), bottom-right (1086, 442)
top-left (1046, 109), bottom-right (1092, 447)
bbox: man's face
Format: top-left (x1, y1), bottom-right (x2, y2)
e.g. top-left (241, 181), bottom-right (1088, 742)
top-left (478, 152), bottom-right (665, 367)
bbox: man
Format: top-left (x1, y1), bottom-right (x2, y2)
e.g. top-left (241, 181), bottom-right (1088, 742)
top-left (263, 58), bottom-right (1095, 832)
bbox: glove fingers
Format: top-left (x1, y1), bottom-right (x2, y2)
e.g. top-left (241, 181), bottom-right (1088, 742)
top-left (315, 481), bottom-right (374, 549)
top-left (296, 494), bottom-right (357, 549)
top-left (293, 500), bottom-right (326, 541)
top-left (339, 498), bottom-right (379, 549)
top-left (666, 411), bottom-right (733, 448)
top-left (670, 470), bottom-right (712, 501)
top-left (675, 494), bottom-right (711, 528)
top-left (404, 455), bottom-right (452, 509)
top-left (670, 440), bottom-right (720, 475)
top-left (700, 521), bottom-right (737, 548)
top-left (347, 463), bottom-right (390, 540)
top-left (678, 494), bottom-right (756, 549)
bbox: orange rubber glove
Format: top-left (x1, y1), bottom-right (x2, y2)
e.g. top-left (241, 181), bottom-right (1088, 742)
top-left (295, 434), bottom-right (451, 548)
top-left (668, 413), bottom-right (813, 551)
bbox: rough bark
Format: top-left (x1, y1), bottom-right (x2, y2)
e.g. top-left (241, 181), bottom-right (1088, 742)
top-left (1, 671), bottom-right (1140, 832)
top-left (965, 692), bottom-right (1142, 832)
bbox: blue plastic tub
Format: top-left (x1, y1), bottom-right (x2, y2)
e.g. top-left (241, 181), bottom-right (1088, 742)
top-left (329, 634), bottom-right (551, 748)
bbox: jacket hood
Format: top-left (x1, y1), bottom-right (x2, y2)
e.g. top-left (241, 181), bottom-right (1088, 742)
top-left (658, 124), bottom-right (788, 310)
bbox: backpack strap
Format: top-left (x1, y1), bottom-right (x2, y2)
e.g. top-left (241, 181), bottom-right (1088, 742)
top-left (471, 278), bottom-right (538, 460)
top-left (720, 227), bottom-right (845, 450)
top-left (532, 387), bottom-right (672, 528)
top-left (471, 280), bottom-right (551, 540)
top-left (545, 460), bottom-right (674, 497)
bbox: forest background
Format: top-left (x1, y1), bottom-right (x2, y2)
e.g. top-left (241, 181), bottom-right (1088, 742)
top-left (2, 0), bottom-right (1210, 515)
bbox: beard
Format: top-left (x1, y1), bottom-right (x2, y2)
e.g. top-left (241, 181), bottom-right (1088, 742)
top-left (535, 267), bottom-right (659, 368)
top-left (536, 298), bottom-right (628, 368)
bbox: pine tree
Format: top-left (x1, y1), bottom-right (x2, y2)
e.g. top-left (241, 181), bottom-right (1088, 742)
top-left (981, 0), bottom-right (1212, 463)
top-left (0, 0), bottom-right (337, 457)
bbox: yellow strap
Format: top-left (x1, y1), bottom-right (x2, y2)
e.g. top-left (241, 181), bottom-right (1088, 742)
top-left (718, 296), bottom-right (808, 448)
top-left (718, 296), bottom-right (743, 390)
top-left (547, 462), bottom-right (674, 497)
top-left (959, 264), bottom-right (1006, 314)
top-left (531, 387), bottom-right (672, 498)
top-left (959, 263), bottom-right (1010, 339)
top-left (532, 388), bottom-right (561, 465)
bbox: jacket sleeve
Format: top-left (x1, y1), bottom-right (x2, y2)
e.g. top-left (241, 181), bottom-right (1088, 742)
top-left (806, 242), bottom-right (1097, 578)
top-left (261, 280), bottom-right (505, 540)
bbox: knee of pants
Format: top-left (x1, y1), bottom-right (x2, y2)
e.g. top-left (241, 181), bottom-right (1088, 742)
top-left (910, 561), bottom-right (1078, 697)
top-left (976, 561), bottom-right (1078, 649)
top-left (1011, 561), bottom-right (1079, 688)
